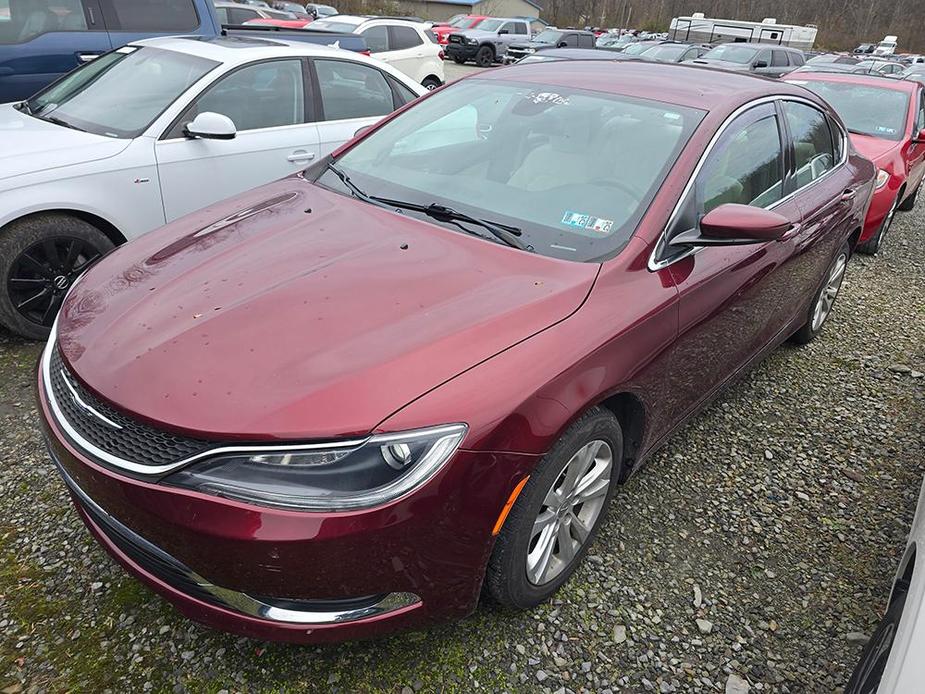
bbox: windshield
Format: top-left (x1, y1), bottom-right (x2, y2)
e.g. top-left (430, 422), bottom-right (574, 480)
top-left (533, 29), bottom-right (563, 44)
top-left (641, 44), bottom-right (686, 60)
top-left (25, 46), bottom-right (217, 138)
top-left (476, 18), bottom-right (504, 32)
top-left (449, 15), bottom-right (473, 28)
top-left (797, 81), bottom-right (909, 141)
top-left (596, 34), bottom-right (628, 47)
top-left (702, 44), bottom-right (758, 63)
top-left (319, 79), bottom-right (703, 261)
top-left (623, 42), bottom-right (657, 56)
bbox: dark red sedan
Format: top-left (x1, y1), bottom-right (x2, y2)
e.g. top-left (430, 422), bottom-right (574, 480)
top-left (786, 72), bottom-right (925, 253)
top-left (37, 61), bottom-right (875, 643)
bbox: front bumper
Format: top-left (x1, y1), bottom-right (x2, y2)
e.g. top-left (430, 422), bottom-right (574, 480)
top-left (37, 360), bottom-right (536, 643)
top-left (860, 182), bottom-right (899, 243)
top-left (445, 43), bottom-right (480, 61)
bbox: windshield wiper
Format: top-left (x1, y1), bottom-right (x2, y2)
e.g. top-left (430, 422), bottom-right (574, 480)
top-left (39, 114), bottom-right (86, 132)
top-left (327, 163), bottom-right (531, 251)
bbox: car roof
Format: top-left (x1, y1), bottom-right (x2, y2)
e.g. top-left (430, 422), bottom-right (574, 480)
top-left (480, 60), bottom-right (814, 111)
top-left (786, 70), bottom-right (921, 93)
top-left (529, 48), bottom-right (633, 60)
top-left (131, 34), bottom-right (363, 63)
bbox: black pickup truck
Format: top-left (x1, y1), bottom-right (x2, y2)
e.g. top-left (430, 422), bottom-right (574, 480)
top-left (0, 0), bottom-right (366, 102)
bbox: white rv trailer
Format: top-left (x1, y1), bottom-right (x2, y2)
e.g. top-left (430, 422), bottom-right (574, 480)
top-left (873, 35), bottom-right (898, 55)
top-left (669, 13), bottom-right (817, 50)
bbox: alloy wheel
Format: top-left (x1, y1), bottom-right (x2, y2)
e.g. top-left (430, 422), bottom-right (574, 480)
top-left (526, 440), bottom-right (612, 585)
top-left (7, 236), bottom-right (100, 327)
top-left (811, 252), bottom-right (847, 332)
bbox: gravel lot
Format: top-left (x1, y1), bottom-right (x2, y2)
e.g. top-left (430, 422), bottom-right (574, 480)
top-left (0, 199), bottom-right (922, 693)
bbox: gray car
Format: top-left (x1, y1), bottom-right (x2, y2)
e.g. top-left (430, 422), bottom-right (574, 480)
top-left (685, 43), bottom-right (805, 78)
top-left (444, 17), bottom-right (531, 67)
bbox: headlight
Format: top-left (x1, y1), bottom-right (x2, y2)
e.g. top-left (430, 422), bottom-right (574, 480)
top-left (523, 47), bottom-right (536, 53)
top-left (466, 38), bottom-right (478, 45)
top-left (164, 424), bottom-right (467, 511)
top-left (875, 169), bottom-right (890, 189)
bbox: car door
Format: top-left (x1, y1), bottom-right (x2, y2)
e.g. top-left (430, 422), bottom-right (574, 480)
top-left (780, 99), bottom-right (856, 303)
top-left (311, 57), bottom-right (412, 156)
top-left (751, 48), bottom-right (773, 76)
top-left (906, 88), bottom-right (925, 192)
top-left (657, 102), bottom-right (802, 406)
top-left (0, 0), bottom-right (111, 102)
top-left (154, 58), bottom-right (319, 221)
top-left (378, 24), bottom-right (424, 79)
top-left (767, 49), bottom-right (790, 77)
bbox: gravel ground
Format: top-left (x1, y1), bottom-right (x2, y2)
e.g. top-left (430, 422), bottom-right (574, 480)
top-left (0, 204), bottom-right (922, 693)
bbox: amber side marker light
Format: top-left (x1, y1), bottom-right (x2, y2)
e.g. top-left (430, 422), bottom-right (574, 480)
top-left (492, 476), bottom-right (530, 536)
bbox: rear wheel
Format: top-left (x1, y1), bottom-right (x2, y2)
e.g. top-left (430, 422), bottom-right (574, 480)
top-left (791, 242), bottom-right (849, 345)
top-left (453, 56), bottom-right (466, 64)
top-left (421, 76), bottom-right (442, 90)
top-left (0, 214), bottom-right (114, 340)
top-left (485, 407), bottom-right (623, 608)
top-left (475, 45), bottom-right (494, 68)
top-left (858, 194), bottom-right (899, 255)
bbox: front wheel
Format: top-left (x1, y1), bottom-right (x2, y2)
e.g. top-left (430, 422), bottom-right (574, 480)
top-left (485, 407), bottom-right (623, 608)
top-left (475, 45), bottom-right (494, 68)
top-left (791, 242), bottom-right (849, 345)
top-left (0, 213), bottom-right (114, 340)
top-left (897, 183), bottom-right (919, 212)
top-left (857, 194), bottom-right (898, 255)
top-left (452, 57), bottom-right (466, 65)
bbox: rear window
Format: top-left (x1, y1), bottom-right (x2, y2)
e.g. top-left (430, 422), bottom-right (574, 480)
top-left (792, 79), bottom-right (909, 141)
top-left (312, 19), bottom-right (361, 33)
top-left (99, 0), bottom-right (199, 32)
top-left (0, 0), bottom-right (89, 44)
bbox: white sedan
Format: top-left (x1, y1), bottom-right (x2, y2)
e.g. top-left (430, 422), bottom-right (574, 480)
top-left (0, 36), bottom-right (425, 339)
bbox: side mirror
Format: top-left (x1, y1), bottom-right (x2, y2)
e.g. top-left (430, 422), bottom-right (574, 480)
top-left (754, 60), bottom-right (769, 69)
top-left (498, 28), bottom-right (509, 35)
top-left (184, 112), bottom-right (236, 140)
top-left (914, 127), bottom-right (925, 144)
top-left (669, 204), bottom-right (791, 247)
top-left (557, 41), bottom-right (568, 47)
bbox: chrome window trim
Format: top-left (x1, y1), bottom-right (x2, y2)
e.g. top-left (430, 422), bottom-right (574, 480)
top-left (41, 323), bottom-right (367, 476)
top-left (647, 94), bottom-right (849, 272)
top-left (55, 459), bottom-right (421, 624)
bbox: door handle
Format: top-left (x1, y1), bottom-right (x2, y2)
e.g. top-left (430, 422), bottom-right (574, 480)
top-left (779, 222), bottom-right (802, 240)
top-left (840, 188), bottom-right (857, 202)
top-left (76, 52), bottom-right (101, 63)
top-left (287, 150), bottom-right (315, 163)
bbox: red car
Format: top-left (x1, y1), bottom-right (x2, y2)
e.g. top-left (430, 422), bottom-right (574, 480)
top-left (38, 61), bottom-right (875, 643)
top-left (432, 14), bottom-right (488, 44)
top-left (786, 72), bottom-right (925, 253)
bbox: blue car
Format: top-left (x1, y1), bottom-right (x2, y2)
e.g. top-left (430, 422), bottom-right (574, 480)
top-left (0, 0), bottom-right (220, 102)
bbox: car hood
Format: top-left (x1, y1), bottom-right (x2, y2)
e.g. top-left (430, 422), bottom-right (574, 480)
top-left (452, 29), bottom-right (498, 40)
top-left (56, 177), bottom-right (599, 441)
top-left (510, 40), bottom-right (554, 49)
top-left (0, 104), bottom-right (130, 182)
top-left (686, 58), bottom-right (750, 71)
top-left (849, 132), bottom-right (903, 162)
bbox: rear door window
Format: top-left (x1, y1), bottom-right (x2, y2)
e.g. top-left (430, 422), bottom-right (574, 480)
top-left (771, 50), bottom-right (789, 67)
top-left (562, 33), bottom-right (578, 47)
top-left (99, 0), bottom-right (199, 31)
top-left (315, 58), bottom-right (395, 121)
top-left (360, 25), bottom-right (389, 52)
top-left (0, 0), bottom-right (90, 43)
top-left (389, 24), bottom-right (422, 50)
top-left (579, 34), bottom-right (594, 48)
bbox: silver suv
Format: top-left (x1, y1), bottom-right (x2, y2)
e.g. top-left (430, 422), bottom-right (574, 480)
top-left (445, 17), bottom-right (532, 67)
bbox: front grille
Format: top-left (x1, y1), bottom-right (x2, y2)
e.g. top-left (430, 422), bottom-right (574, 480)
top-left (48, 347), bottom-right (215, 470)
top-left (448, 34), bottom-right (463, 44)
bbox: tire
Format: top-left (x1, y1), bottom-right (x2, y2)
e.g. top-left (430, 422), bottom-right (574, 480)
top-left (844, 590), bottom-right (907, 694)
top-left (897, 183), bottom-right (918, 212)
top-left (421, 76), bottom-right (442, 90)
top-left (475, 45), bottom-right (494, 68)
top-left (453, 57), bottom-right (466, 65)
top-left (857, 193), bottom-right (899, 255)
top-left (0, 213), bottom-right (115, 340)
top-left (485, 407), bottom-right (623, 609)
top-left (791, 241), bottom-right (850, 345)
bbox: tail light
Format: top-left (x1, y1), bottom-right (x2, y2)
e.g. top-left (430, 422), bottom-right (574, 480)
top-left (360, 49), bottom-right (371, 56)
top-left (438, 50), bottom-right (445, 60)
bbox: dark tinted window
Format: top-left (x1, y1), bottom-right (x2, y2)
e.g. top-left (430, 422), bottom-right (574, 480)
top-left (229, 7), bottom-right (261, 24)
top-left (791, 51), bottom-right (805, 65)
top-left (0, 0), bottom-right (89, 44)
top-left (771, 50), bottom-right (788, 67)
top-left (578, 34), bottom-right (594, 48)
top-left (424, 29), bottom-right (438, 43)
top-left (100, 0), bottom-right (199, 31)
top-left (562, 33), bottom-right (578, 47)
top-left (360, 25), bottom-right (389, 52)
top-left (700, 113), bottom-right (783, 212)
top-left (388, 75), bottom-right (418, 105)
top-left (316, 59), bottom-right (394, 120)
top-left (516, 22), bottom-right (528, 35)
top-left (783, 102), bottom-right (834, 188)
top-left (389, 24), bottom-right (422, 50)
top-left (170, 59), bottom-right (305, 135)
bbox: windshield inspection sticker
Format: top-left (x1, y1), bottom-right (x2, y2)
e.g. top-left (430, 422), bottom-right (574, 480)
top-left (562, 211), bottom-right (591, 228)
top-left (561, 211), bottom-right (615, 235)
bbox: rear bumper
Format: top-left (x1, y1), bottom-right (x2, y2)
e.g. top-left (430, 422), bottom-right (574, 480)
top-left (37, 367), bottom-right (536, 643)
